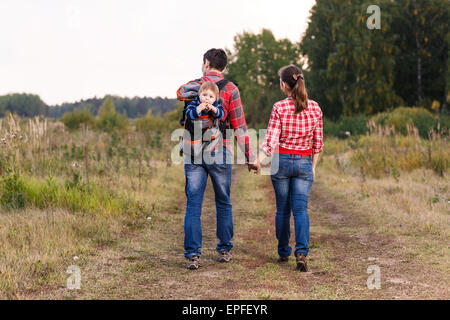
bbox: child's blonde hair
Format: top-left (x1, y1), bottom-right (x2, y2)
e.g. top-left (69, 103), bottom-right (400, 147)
top-left (199, 81), bottom-right (219, 99)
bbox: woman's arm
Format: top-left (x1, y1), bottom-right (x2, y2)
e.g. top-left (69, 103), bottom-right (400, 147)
top-left (311, 107), bottom-right (324, 177)
top-left (312, 153), bottom-right (320, 177)
top-left (260, 104), bottom-right (281, 157)
top-left (255, 104), bottom-right (281, 174)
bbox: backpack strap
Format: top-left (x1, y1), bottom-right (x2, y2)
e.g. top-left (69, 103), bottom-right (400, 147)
top-left (216, 79), bottom-right (229, 91)
top-left (214, 78), bottom-right (232, 136)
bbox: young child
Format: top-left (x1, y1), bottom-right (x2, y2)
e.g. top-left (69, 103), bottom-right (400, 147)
top-left (185, 81), bottom-right (226, 121)
top-left (181, 81), bottom-right (227, 161)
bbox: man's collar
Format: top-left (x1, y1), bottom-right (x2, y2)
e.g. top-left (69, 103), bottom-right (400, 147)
top-left (205, 71), bottom-right (223, 78)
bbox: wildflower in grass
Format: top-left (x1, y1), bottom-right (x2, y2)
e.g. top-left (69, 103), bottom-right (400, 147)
top-left (72, 162), bottom-right (81, 168)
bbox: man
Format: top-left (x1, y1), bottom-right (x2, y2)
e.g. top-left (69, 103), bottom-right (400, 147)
top-left (179, 48), bottom-right (260, 270)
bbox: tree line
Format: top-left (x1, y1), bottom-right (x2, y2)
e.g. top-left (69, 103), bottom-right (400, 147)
top-left (225, 0), bottom-right (449, 126)
top-left (0, 93), bottom-right (177, 119)
top-left (1, 0), bottom-right (448, 128)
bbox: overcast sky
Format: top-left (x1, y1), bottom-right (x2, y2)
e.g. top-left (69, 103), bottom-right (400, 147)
top-left (0, 0), bottom-right (316, 105)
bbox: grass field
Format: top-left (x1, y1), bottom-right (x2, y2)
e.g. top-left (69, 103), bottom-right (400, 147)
top-left (0, 114), bottom-right (448, 299)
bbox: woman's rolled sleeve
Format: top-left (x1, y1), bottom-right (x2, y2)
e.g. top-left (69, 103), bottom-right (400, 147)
top-left (312, 109), bottom-right (323, 154)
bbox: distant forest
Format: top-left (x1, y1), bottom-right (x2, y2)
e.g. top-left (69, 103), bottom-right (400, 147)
top-left (1, 0), bottom-right (448, 125)
top-left (0, 93), bottom-right (178, 119)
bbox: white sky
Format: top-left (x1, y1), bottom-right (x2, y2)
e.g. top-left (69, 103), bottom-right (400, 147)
top-left (0, 0), bottom-right (316, 106)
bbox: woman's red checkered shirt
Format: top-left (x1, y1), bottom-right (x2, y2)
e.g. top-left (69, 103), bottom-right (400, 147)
top-left (261, 97), bottom-right (324, 156)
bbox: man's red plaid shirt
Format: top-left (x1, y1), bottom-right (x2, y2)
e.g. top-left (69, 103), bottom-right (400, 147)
top-left (261, 97), bottom-right (323, 156)
top-left (202, 71), bottom-right (255, 163)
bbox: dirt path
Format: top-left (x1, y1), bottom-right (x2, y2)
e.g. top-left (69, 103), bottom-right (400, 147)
top-left (26, 166), bottom-right (448, 299)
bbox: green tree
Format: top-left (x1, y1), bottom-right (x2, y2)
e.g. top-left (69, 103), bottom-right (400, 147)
top-left (226, 29), bottom-right (302, 127)
top-left (0, 93), bottom-right (46, 117)
top-left (391, 0), bottom-right (449, 109)
top-left (300, 0), bottom-right (343, 119)
top-left (447, 29), bottom-right (450, 113)
top-left (96, 96), bottom-right (128, 133)
top-left (301, 0), bottom-right (400, 118)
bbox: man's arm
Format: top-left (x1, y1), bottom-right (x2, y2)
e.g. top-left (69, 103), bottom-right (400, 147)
top-left (227, 86), bottom-right (256, 164)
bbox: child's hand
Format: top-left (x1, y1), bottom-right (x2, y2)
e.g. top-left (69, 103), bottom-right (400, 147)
top-left (203, 104), bottom-right (217, 114)
top-left (197, 103), bottom-right (208, 115)
top-left (209, 105), bottom-right (218, 114)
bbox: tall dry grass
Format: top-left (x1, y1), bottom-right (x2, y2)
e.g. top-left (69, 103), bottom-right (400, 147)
top-left (346, 120), bottom-right (449, 179)
top-left (320, 122), bottom-right (449, 272)
top-left (0, 114), bottom-right (181, 298)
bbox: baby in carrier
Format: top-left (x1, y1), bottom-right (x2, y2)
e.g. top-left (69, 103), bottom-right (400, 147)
top-left (181, 81), bottom-right (227, 162)
top-left (185, 81), bottom-right (225, 122)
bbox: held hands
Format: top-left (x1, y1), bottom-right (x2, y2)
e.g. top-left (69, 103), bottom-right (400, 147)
top-left (247, 158), bottom-right (261, 174)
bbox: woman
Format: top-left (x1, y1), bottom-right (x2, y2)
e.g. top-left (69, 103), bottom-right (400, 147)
top-left (257, 64), bottom-right (323, 271)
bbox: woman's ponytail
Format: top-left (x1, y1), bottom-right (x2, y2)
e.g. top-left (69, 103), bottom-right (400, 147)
top-left (279, 65), bottom-right (308, 114)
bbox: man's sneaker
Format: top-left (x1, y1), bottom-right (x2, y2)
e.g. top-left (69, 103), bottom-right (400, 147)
top-left (187, 256), bottom-right (200, 270)
top-left (296, 253), bottom-right (308, 272)
top-left (277, 256), bottom-right (289, 263)
top-left (217, 251), bottom-right (232, 263)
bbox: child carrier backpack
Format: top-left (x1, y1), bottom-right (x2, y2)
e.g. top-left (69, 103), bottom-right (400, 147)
top-left (176, 78), bottom-right (232, 160)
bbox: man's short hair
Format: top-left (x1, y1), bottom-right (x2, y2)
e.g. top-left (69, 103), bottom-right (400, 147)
top-left (203, 48), bottom-right (227, 71)
top-left (199, 81), bottom-right (219, 98)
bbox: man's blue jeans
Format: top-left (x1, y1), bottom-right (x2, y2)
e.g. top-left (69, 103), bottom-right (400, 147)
top-left (184, 147), bottom-right (233, 258)
top-left (270, 154), bottom-right (314, 258)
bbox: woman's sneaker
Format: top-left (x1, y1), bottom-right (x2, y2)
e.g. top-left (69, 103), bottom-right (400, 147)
top-left (296, 253), bottom-right (308, 272)
top-left (217, 251), bottom-right (232, 263)
top-left (187, 256), bottom-right (201, 270)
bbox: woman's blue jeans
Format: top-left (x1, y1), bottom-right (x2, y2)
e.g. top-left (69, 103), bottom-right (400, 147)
top-left (270, 154), bottom-right (314, 258)
top-left (183, 147), bottom-right (233, 259)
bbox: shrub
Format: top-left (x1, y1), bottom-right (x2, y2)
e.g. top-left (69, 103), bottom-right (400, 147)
top-left (135, 110), bottom-right (166, 132)
top-left (61, 108), bottom-right (95, 131)
top-left (96, 96), bottom-right (129, 133)
top-left (349, 125), bottom-right (449, 178)
top-left (323, 114), bottom-right (368, 137)
top-left (0, 169), bottom-right (26, 210)
top-left (372, 107), bottom-right (438, 138)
